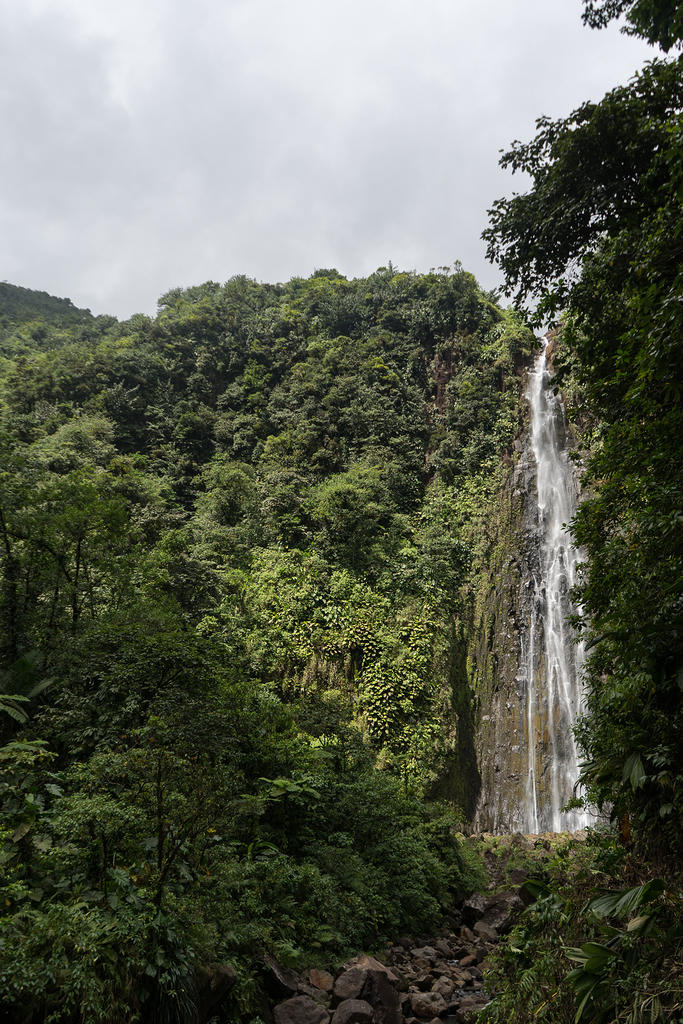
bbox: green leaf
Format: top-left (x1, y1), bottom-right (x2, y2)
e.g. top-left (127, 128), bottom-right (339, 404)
top-left (11, 821), bottom-right (32, 842)
top-left (5, 706), bottom-right (28, 723)
top-left (574, 979), bottom-right (600, 1023)
top-left (626, 914), bottom-right (651, 933)
top-left (565, 947), bottom-right (589, 963)
top-left (622, 752), bottom-right (646, 791)
top-left (580, 942), bottom-right (614, 970)
top-left (522, 878), bottom-right (550, 900)
top-left (590, 879), bottom-right (665, 919)
top-left (28, 677), bottom-right (55, 699)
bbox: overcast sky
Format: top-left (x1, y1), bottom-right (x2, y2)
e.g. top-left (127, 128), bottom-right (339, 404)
top-left (1, 0), bottom-right (656, 319)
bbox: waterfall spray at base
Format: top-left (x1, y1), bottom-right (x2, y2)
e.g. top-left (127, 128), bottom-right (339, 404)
top-left (523, 342), bottom-right (590, 832)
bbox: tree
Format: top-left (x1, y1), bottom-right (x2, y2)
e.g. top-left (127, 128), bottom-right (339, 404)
top-left (483, 59), bottom-right (682, 322)
top-left (483, 6), bottom-right (682, 852)
top-left (581, 0), bottom-right (683, 51)
top-left (0, 262), bottom-right (534, 1018)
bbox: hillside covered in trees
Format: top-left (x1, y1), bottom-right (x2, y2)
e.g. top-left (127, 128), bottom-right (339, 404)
top-left (0, 268), bottom-right (537, 1020)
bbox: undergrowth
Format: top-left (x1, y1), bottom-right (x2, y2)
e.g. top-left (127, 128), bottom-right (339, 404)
top-left (481, 830), bottom-right (683, 1024)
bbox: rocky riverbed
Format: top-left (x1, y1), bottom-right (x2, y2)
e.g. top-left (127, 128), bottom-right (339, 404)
top-left (261, 831), bottom-right (585, 1024)
top-left (199, 832), bottom-right (583, 1023)
top-left (263, 885), bottom-right (525, 1024)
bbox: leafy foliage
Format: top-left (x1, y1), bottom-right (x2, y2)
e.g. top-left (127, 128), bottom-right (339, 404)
top-left (0, 267), bottom-right (531, 1021)
top-left (581, 0), bottom-right (683, 51)
top-left (482, 840), bottom-right (682, 1024)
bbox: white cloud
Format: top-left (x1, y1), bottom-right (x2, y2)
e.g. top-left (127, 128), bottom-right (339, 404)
top-left (0, 0), bottom-right (656, 317)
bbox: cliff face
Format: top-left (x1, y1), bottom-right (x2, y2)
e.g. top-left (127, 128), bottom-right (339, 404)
top-left (469, 420), bottom-right (537, 832)
top-left (470, 359), bottom-right (585, 833)
top-left (428, 621), bottom-right (481, 819)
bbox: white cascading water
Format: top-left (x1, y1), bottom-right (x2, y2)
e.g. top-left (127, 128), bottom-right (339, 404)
top-left (523, 341), bottom-right (590, 832)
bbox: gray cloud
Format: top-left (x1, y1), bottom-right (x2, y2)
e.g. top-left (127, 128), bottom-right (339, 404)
top-left (1, 0), bottom-right (655, 318)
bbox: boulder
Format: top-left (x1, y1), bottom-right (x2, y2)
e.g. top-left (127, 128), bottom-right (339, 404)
top-left (408, 972), bottom-right (433, 992)
top-left (431, 976), bottom-right (454, 1001)
top-left (346, 955), bottom-right (398, 984)
top-left (449, 944), bottom-right (471, 960)
top-left (196, 963), bottom-right (238, 1019)
top-left (473, 921), bottom-right (498, 942)
top-left (463, 891), bottom-right (522, 934)
top-left (448, 969), bottom-right (470, 988)
top-left (462, 894), bottom-right (487, 926)
top-left (274, 995), bottom-right (330, 1024)
top-left (458, 954), bottom-right (477, 969)
top-left (309, 969), bottom-right (335, 993)
top-left (298, 984), bottom-right (332, 1006)
top-left (360, 967), bottom-right (401, 1024)
top-left (478, 893), bottom-right (524, 932)
top-left (409, 991), bottom-right (447, 1020)
top-left (331, 999), bottom-right (374, 1024)
top-left (410, 946), bottom-right (439, 962)
top-left (334, 968), bottom-right (367, 1002)
top-left (264, 955), bottom-right (301, 999)
top-left (389, 970), bottom-right (409, 993)
top-left (454, 995), bottom-right (490, 1022)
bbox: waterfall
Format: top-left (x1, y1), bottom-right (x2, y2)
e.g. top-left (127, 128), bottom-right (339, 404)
top-left (523, 341), bottom-right (590, 832)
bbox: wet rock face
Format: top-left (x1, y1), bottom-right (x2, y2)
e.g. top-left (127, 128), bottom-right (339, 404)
top-left (471, 421), bottom-right (539, 832)
top-left (471, 354), bottom-right (587, 834)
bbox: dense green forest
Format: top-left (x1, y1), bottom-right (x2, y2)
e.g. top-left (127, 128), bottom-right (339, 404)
top-left (0, 1), bottom-right (681, 1022)
top-left (0, 266), bottom-right (535, 1021)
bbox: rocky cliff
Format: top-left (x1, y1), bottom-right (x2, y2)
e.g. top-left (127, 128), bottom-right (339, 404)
top-left (469, 355), bottom-right (586, 833)
top-left (469, 416), bottom-right (536, 831)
